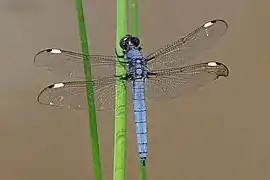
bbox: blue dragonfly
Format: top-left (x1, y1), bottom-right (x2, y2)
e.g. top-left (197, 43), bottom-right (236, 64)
top-left (34, 19), bottom-right (229, 166)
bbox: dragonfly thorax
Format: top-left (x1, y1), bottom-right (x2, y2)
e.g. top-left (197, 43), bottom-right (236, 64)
top-left (125, 48), bottom-right (149, 80)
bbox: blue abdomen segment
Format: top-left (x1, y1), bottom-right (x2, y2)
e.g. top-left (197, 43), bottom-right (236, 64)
top-left (132, 78), bottom-right (147, 166)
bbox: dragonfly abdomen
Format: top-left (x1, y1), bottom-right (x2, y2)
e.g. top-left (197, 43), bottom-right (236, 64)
top-left (132, 78), bottom-right (147, 166)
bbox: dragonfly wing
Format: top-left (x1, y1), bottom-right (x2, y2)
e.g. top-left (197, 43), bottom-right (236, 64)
top-left (145, 61), bottom-right (229, 100)
top-left (146, 19), bottom-right (228, 70)
top-left (34, 48), bottom-right (125, 79)
top-left (37, 76), bottom-right (132, 111)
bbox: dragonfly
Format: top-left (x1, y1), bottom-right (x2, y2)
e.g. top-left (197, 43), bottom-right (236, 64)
top-left (34, 19), bottom-right (229, 166)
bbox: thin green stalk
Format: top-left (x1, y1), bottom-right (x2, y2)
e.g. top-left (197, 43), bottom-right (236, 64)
top-left (130, 1), bottom-right (147, 180)
top-left (75, 1), bottom-right (103, 180)
top-left (113, 0), bottom-right (128, 180)
top-left (130, 0), bottom-right (139, 36)
top-left (139, 163), bottom-right (147, 180)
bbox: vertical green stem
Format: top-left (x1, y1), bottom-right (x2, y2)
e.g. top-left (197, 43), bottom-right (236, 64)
top-left (130, 1), bottom-right (147, 180)
top-left (139, 163), bottom-right (147, 180)
top-left (113, 0), bottom-right (128, 180)
top-left (75, 1), bottom-right (103, 180)
top-left (130, 0), bottom-right (139, 36)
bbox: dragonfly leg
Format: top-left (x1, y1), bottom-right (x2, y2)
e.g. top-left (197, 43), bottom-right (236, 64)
top-left (115, 74), bottom-right (129, 80)
top-left (115, 48), bottom-right (125, 58)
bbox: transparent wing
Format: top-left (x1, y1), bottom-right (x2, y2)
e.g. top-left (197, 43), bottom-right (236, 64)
top-left (34, 48), bottom-right (125, 79)
top-left (145, 61), bottom-right (229, 100)
top-left (37, 76), bottom-right (132, 111)
top-left (146, 19), bottom-right (228, 70)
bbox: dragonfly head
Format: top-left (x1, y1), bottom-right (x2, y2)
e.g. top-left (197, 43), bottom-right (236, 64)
top-left (120, 34), bottom-right (140, 50)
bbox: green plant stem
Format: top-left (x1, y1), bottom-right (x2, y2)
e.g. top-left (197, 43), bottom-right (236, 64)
top-left (130, 0), bottom-right (139, 36)
top-left (75, 1), bottom-right (102, 180)
top-left (113, 0), bottom-right (128, 180)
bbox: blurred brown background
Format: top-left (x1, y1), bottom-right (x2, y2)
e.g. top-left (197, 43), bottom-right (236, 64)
top-left (0, 0), bottom-right (270, 179)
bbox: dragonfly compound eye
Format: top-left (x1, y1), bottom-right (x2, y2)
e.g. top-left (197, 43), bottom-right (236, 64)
top-left (120, 34), bottom-right (132, 50)
top-left (131, 37), bottom-right (140, 47)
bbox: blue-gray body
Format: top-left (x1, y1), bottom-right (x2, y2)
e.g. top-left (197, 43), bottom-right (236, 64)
top-left (125, 45), bottom-right (148, 166)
